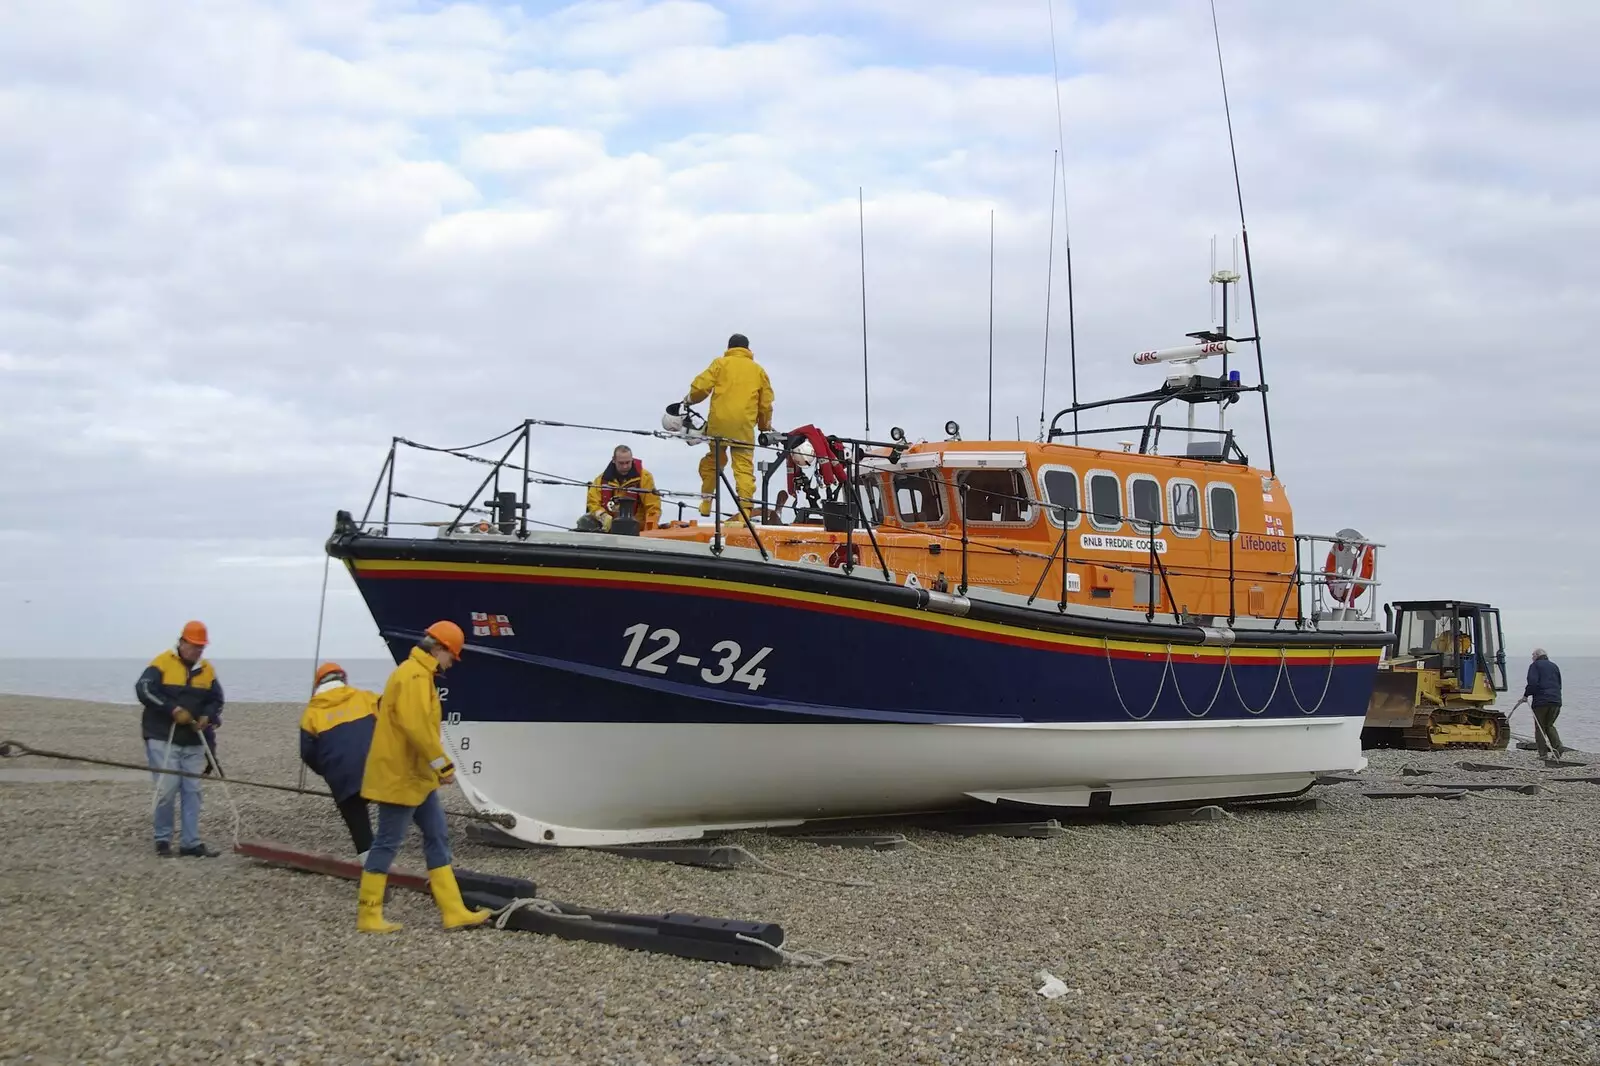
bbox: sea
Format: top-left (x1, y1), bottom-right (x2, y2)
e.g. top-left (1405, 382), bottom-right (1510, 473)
top-left (3, 656), bottom-right (1598, 750)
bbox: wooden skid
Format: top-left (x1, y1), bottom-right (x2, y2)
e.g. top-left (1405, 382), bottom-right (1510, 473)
top-left (233, 840), bottom-right (536, 898)
top-left (1362, 789), bottom-right (1466, 800)
top-left (1548, 776), bottom-right (1600, 786)
top-left (939, 819), bottom-right (1066, 838)
top-left (783, 833), bottom-right (910, 850)
top-left (235, 840), bottom-right (786, 969)
top-left (1415, 781), bottom-right (1541, 795)
top-left (465, 823), bottom-right (754, 869)
top-left (1225, 795), bottom-right (1328, 814)
top-left (1316, 774), bottom-right (1364, 786)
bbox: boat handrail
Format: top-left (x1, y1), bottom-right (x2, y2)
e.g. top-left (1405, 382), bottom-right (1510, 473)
top-left (350, 418), bottom-right (1381, 629)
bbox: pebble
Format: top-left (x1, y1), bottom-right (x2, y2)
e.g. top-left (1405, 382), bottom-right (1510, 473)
top-left (0, 694), bottom-right (1596, 1064)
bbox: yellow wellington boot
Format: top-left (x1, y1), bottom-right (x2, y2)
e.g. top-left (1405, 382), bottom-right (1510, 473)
top-left (428, 866), bottom-right (492, 930)
top-left (357, 871), bottom-right (403, 934)
top-left (698, 497), bottom-right (712, 517)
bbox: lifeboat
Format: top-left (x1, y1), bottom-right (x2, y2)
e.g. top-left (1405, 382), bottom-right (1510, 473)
top-left (326, 283), bottom-right (1392, 846)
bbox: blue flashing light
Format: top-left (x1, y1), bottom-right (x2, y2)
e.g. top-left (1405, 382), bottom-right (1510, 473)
top-left (1228, 370), bottom-right (1242, 385)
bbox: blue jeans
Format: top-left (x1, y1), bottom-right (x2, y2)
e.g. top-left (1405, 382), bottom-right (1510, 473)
top-left (146, 738), bottom-right (205, 848)
top-left (363, 791), bottom-right (451, 874)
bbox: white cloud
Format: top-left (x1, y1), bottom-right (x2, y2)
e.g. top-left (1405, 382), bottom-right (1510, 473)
top-left (1, 0), bottom-right (1597, 657)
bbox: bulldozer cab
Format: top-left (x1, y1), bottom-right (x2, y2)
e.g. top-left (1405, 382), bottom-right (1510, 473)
top-left (1387, 600), bottom-right (1509, 695)
top-left (1365, 599), bottom-right (1512, 750)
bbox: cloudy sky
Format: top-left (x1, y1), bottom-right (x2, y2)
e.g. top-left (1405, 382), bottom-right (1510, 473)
top-left (2, 0), bottom-right (1596, 663)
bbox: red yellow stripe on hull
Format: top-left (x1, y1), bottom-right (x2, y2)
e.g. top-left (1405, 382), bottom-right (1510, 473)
top-left (350, 558), bottom-right (1382, 667)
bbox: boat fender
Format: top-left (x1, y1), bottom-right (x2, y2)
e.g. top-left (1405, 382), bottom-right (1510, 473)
top-left (917, 590), bottom-right (971, 617)
top-left (1198, 626), bottom-right (1236, 647)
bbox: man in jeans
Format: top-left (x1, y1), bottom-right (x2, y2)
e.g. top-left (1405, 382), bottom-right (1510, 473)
top-left (355, 620), bottom-right (492, 934)
top-left (134, 620), bottom-right (223, 857)
top-left (1512, 648), bottom-right (1565, 760)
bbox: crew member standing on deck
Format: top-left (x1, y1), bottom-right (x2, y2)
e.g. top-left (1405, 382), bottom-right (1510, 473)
top-left (134, 620), bottom-right (223, 858)
top-left (1512, 648), bottom-right (1566, 760)
top-left (685, 333), bottom-right (774, 516)
top-left (355, 621), bottom-right (492, 934)
top-left (299, 663), bottom-right (380, 860)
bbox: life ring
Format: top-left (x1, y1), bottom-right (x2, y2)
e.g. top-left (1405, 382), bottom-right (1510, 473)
top-left (1324, 535), bottom-right (1375, 605)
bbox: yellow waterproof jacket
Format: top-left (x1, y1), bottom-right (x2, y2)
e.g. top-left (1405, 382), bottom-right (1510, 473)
top-left (585, 461), bottom-right (661, 529)
top-left (361, 647), bottom-right (455, 807)
top-left (687, 347), bottom-right (774, 441)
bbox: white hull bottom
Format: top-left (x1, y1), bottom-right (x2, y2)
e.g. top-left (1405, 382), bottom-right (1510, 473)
top-left (448, 717), bottom-right (1368, 847)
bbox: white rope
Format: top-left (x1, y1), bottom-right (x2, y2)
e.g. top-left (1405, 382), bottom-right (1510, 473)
top-left (735, 932), bottom-right (861, 967)
top-left (493, 896), bottom-right (580, 930)
top-left (733, 848), bottom-right (873, 888)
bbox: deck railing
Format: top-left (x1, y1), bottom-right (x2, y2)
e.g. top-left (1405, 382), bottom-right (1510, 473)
top-left (350, 419), bottom-right (1382, 630)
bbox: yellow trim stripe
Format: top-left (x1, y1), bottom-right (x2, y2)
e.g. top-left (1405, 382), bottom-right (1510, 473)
top-left (352, 558), bottom-right (1383, 664)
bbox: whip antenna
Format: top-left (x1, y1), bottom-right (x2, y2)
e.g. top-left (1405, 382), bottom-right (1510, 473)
top-left (1046, 0), bottom-right (1079, 439)
top-left (1209, 0), bottom-right (1276, 475)
top-left (987, 208), bottom-right (995, 439)
top-left (858, 187), bottom-right (871, 437)
top-left (1038, 150), bottom-right (1058, 441)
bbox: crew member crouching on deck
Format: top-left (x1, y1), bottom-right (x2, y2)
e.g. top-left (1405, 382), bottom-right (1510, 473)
top-left (579, 444), bottom-right (660, 532)
top-left (299, 662), bottom-right (379, 861)
top-left (355, 621), bottom-right (492, 934)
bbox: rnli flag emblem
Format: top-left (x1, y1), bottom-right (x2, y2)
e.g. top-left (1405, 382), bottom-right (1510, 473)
top-left (470, 612), bottom-right (514, 637)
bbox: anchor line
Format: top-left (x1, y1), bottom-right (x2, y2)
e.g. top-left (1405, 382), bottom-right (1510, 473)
top-left (1169, 645), bottom-right (1232, 719)
top-left (1102, 639), bottom-right (1172, 722)
top-left (0, 740), bottom-right (515, 827)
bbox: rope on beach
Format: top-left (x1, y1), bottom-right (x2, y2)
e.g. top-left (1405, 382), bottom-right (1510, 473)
top-left (0, 739), bottom-right (516, 828)
top-left (492, 896), bottom-right (581, 929)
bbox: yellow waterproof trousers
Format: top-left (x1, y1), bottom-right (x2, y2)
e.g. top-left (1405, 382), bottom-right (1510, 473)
top-left (698, 442), bottom-right (755, 515)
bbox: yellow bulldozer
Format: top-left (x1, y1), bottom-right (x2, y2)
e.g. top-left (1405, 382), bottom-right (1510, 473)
top-left (1361, 600), bottom-right (1511, 750)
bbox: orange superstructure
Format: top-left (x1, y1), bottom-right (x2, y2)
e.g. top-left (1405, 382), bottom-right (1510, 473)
top-left (644, 437), bottom-right (1298, 625)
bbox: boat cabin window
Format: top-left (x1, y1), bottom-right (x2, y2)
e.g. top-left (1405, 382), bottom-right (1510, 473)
top-left (1039, 466), bottom-right (1081, 528)
top-left (1169, 479), bottom-right (1201, 537)
top-left (1128, 475), bottom-right (1162, 535)
top-left (1087, 471), bottom-right (1122, 531)
top-left (859, 478), bottom-right (885, 526)
top-left (892, 471), bottom-right (944, 524)
top-left (957, 469), bottom-right (1034, 524)
top-left (1207, 483), bottom-right (1238, 539)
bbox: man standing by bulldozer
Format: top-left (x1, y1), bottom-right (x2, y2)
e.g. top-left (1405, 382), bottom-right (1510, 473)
top-left (685, 333), bottom-right (774, 516)
top-left (1512, 648), bottom-right (1566, 759)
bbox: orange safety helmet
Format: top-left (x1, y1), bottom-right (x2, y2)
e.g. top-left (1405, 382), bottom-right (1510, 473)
top-left (180, 620), bottom-right (209, 647)
top-left (424, 620), bottom-right (465, 658)
top-left (314, 662), bottom-right (346, 686)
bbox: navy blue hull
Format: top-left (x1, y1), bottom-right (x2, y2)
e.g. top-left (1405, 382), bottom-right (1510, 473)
top-left (341, 540), bottom-right (1383, 730)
